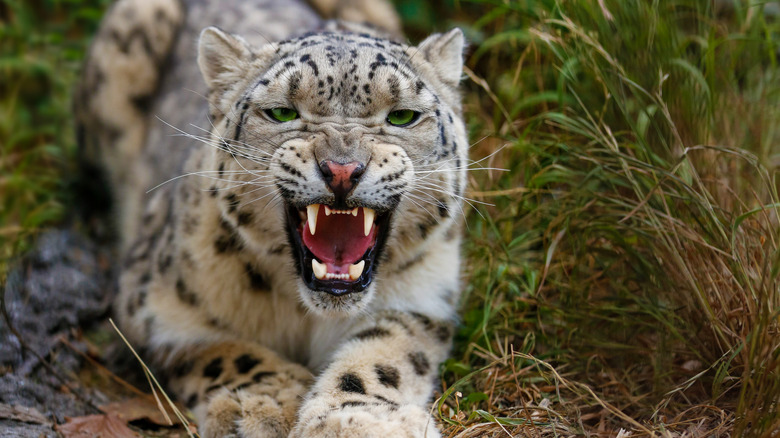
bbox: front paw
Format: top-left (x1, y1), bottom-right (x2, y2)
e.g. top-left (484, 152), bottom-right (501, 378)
top-left (196, 376), bottom-right (308, 438)
top-left (198, 388), bottom-right (289, 438)
top-left (290, 397), bottom-right (440, 438)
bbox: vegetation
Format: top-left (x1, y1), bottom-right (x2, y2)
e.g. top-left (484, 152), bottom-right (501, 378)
top-left (0, 0), bottom-right (109, 280)
top-left (3, 0), bottom-right (779, 436)
top-left (397, 0), bottom-right (780, 436)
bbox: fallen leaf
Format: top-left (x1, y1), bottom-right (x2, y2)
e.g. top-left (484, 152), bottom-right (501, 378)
top-left (0, 403), bottom-right (51, 425)
top-left (56, 413), bottom-right (139, 438)
top-left (100, 397), bottom-right (175, 426)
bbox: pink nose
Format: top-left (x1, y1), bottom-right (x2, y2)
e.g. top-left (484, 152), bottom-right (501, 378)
top-left (319, 160), bottom-right (365, 198)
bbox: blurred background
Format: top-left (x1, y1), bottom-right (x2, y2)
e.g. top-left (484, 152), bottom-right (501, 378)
top-left (1, 0), bottom-right (779, 436)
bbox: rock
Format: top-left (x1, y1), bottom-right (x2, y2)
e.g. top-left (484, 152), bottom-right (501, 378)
top-left (0, 229), bottom-right (114, 435)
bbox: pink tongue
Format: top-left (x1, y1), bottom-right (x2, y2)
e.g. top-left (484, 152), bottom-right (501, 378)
top-left (302, 208), bottom-right (375, 265)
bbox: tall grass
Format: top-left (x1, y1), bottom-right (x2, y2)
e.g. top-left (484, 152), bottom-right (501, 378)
top-left (0, 0), bottom-right (108, 280)
top-left (397, 0), bottom-right (780, 436)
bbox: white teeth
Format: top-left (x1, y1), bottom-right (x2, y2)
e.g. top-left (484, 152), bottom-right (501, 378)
top-left (349, 260), bottom-right (365, 280)
top-left (312, 259), bottom-right (327, 280)
top-left (306, 204), bottom-right (319, 235)
top-left (363, 208), bottom-right (375, 237)
top-left (313, 259), bottom-right (365, 281)
top-left (323, 207), bottom-right (357, 215)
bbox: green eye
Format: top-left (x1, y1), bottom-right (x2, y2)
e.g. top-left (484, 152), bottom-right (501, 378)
top-left (386, 109), bottom-right (419, 126)
top-left (266, 108), bottom-right (298, 122)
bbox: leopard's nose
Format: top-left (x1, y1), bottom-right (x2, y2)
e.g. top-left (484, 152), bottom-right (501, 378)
top-left (319, 160), bottom-right (365, 202)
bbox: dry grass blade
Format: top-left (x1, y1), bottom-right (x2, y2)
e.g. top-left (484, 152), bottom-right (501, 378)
top-left (109, 319), bottom-right (198, 437)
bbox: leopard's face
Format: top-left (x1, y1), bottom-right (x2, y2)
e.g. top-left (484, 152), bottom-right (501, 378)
top-left (198, 27), bottom-right (466, 315)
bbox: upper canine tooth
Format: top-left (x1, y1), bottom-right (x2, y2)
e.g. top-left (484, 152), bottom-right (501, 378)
top-left (312, 259), bottom-right (327, 280)
top-left (324, 206), bottom-right (332, 216)
top-left (363, 208), bottom-right (375, 237)
top-left (351, 208), bottom-right (358, 216)
top-left (306, 204), bottom-right (319, 235)
top-left (349, 260), bottom-right (365, 280)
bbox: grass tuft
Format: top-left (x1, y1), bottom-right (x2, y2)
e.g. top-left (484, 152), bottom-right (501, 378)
top-left (399, 0), bottom-right (780, 436)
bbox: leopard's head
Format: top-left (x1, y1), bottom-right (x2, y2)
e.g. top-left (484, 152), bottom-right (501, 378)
top-left (197, 25), bottom-right (466, 314)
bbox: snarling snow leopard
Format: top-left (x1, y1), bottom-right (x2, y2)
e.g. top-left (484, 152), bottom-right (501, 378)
top-left (75, 0), bottom-right (467, 436)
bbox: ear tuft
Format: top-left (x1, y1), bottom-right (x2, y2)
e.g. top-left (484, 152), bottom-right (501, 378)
top-left (417, 28), bottom-right (465, 87)
top-left (197, 26), bottom-right (253, 89)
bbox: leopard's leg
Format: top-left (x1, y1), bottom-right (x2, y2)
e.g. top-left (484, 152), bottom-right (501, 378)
top-left (116, 193), bottom-right (314, 438)
top-left (291, 311), bottom-right (454, 438)
top-left (153, 341), bottom-right (313, 438)
top-left (119, 287), bottom-right (315, 438)
top-left (74, 0), bottom-right (183, 246)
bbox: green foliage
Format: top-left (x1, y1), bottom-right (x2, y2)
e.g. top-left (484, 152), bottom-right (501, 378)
top-left (399, 0), bottom-right (780, 435)
top-left (0, 0), bottom-right (109, 278)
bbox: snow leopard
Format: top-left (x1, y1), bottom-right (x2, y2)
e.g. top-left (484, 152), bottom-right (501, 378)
top-left (75, 0), bottom-right (467, 436)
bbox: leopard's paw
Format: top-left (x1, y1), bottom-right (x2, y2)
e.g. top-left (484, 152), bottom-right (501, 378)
top-left (195, 371), bottom-right (309, 438)
top-left (290, 397), bottom-right (440, 438)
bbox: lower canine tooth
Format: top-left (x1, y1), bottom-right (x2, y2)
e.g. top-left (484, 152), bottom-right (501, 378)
top-left (349, 260), bottom-right (365, 280)
top-left (312, 259), bottom-right (327, 280)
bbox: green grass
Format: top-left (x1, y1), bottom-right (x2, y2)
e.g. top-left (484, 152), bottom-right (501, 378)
top-left (397, 0), bottom-right (780, 436)
top-left (3, 0), bottom-right (779, 436)
top-left (0, 0), bottom-right (108, 279)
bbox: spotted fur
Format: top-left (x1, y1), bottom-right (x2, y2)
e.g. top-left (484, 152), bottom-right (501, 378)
top-left (77, 0), bottom-right (467, 436)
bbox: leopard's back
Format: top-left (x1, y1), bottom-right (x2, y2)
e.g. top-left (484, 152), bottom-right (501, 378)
top-left (143, 0), bottom-right (323, 189)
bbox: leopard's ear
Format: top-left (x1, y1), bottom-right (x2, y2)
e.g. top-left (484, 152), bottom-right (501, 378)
top-left (198, 26), bottom-right (254, 93)
top-left (416, 28), bottom-right (465, 88)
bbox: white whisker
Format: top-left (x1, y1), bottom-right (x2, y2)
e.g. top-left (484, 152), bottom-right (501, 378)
top-left (413, 181), bottom-right (494, 207)
top-left (187, 123), bottom-right (275, 158)
top-left (157, 117), bottom-right (272, 169)
top-left (240, 188), bottom-right (283, 207)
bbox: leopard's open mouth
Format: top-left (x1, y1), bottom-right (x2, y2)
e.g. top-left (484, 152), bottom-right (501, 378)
top-left (286, 204), bottom-right (391, 296)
